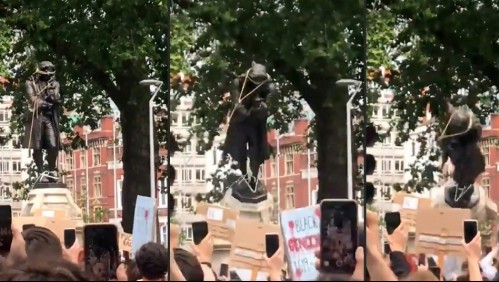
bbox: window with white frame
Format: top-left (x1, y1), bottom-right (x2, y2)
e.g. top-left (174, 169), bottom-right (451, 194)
top-left (92, 147), bottom-right (101, 166)
top-left (285, 185), bottom-right (295, 209)
top-left (12, 161), bottom-right (21, 174)
top-left (181, 169), bottom-right (193, 182)
top-left (66, 152), bottom-right (73, 170)
top-left (93, 175), bottom-right (102, 198)
top-left (66, 179), bottom-right (74, 196)
top-left (195, 169), bottom-right (205, 182)
top-left (178, 195), bottom-right (193, 211)
top-left (159, 189), bottom-right (168, 208)
top-left (182, 225), bottom-right (193, 241)
top-left (270, 157), bottom-right (276, 177)
top-left (0, 161), bottom-right (8, 174)
top-left (285, 153), bottom-right (294, 175)
top-left (482, 177), bottom-right (490, 197)
top-left (80, 152), bottom-right (87, 168)
top-left (161, 225), bottom-right (168, 245)
top-left (394, 160), bottom-right (404, 174)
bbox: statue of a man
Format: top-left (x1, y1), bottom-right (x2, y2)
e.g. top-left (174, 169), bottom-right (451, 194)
top-left (222, 62), bottom-right (276, 191)
top-left (23, 61), bottom-right (63, 183)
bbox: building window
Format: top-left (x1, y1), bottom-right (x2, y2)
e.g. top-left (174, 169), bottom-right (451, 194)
top-left (285, 185), bottom-right (295, 209)
top-left (159, 191), bottom-right (168, 208)
top-left (66, 179), bottom-right (74, 196)
top-left (383, 134), bottom-right (392, 146)
top-left (181, 113), bottom-right (190, 127)
top-left (161, 225), bottom-right (168, 245)
top-left (381, 160), bottom-right (391, 173)
top-left (181, 169), bottom-right (192, 182)
top-left (92, 147), bottom-right (101, 166)
top-left (482, 147), bottom-right (490, 167)
top-left (195, 169), bottom-right (205, 182)
top-left (117, 180), bottom-right (123, 210)
top-left (93, 175), bottom-right (102, 198)
top-left (171, 113), bottom-right (178, 126)
top-left (12, 161), bottom-right (21, 174)
top-left (66, 152), bottom-right (73, 170)
top-left (80, 152), bottom-right (87, 169)
top-left (183, 225), bottom-right (193, 241)
top-left (80, 176), bottom-right (87, 193)
top-left (482, 177), bottom-right (490, 197)
top-left (382, 105), bottom-right (390, 118)
top-left (0, 161), bottom-right (8, 174)
top-left (178, 195), bottom-right (193, 211)
top-left (394, 160), bottom-right (404, 173)
top-left (0, 110), bottom-right (7, 122)
top-left (270, 157), bottom-right (276, 177)
top-left (411, 142), bottom-right (416, 157)
top-left (285, 153), bottom-right (294, 175)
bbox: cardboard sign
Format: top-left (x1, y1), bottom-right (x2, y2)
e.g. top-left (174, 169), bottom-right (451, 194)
top-left (414, 208), bottom-right (471, 256)
top-left (119, 232), bottom-right (133, 253)
top-left (12, 216), bottom-right (78, 242)
top-left (132, 196), bottom-right (156, 254)
top-left (280, 205), bottom-right (320, 281)
top-left (229, 219), bottom-right (280, 281)
top-left (196, 202), bottom-right (239, 241)
top-left (392, 192), bottom-right (432, 229)
top-left (33, 209), bottom-right (67, 219)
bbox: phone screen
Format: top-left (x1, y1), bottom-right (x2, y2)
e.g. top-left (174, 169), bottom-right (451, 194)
top-left (0, 205), bottom-right (12, 252)
top-left (429, 267), bottom-right (441, 279)
top-left (320, 200), bottom-right (358, 274)
top-left (385, 212), bottom-right (401, 235)
top-left (22, 224), bottom-right (35, 232)
top-left (84, 224), bottom-right (119, 281)
top-left (219, 263), bottom-right (229, 277)
top-left (265, 233), bottom-right (280, 258)
top-left (383, 242), bottom-right (391, 254)
top-left (191, 221), bottom-right (209, 245)
top-left (464, 220), bottom-right (478, 244)
top-left (64, 229), bottom-right (76, 249)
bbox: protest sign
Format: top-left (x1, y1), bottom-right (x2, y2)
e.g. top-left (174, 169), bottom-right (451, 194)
top-left (33, 209), bottom-right (67, 219)
top-left (280, 205), bottom-right (320, 281)
top-left (132, 196), bottom-right (156, 254)
top-left (196, 202), bottom-right (239, 241)
top-left (415, 208), bottom-right (471, 256)
top-left (119, 232), bottom-right (133, 253)
top-left (392, 192), bottom-right (432, 229)
top-left (13, 216), bottom-right (78, 242)
top-left (229, 219), bottom-right (280, 281)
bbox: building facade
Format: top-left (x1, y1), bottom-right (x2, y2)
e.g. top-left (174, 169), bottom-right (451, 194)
top-left (478, 114), bottom-right (499, 206)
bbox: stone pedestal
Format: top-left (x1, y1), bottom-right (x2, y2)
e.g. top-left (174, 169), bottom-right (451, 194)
top-left (21, 183), bottom-right (83, 220)
top-left (220, 188), bottom-right (274, 222)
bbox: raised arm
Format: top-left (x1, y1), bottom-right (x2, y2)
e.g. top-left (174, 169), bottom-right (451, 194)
top-left (47, 80), bottom-right (61, 104)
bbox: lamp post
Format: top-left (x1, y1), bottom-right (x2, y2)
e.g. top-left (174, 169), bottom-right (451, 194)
top-left (139, 79), bottom-right (164, 201)
top-left (335, 79), bottom-right (362, 200)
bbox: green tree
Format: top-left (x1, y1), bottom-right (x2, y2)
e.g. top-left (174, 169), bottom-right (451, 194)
top-left (368, 0), bottom-right (499, 190)
top-left (1, 0), bottom-right (171, 233)
top-left (174, 0), bottom-right (364, 201)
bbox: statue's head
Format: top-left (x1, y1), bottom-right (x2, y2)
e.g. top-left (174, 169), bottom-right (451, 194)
top-left (35, 61), bottom-right (56, 81)
top-left (438, 101), bottom-right (484, 207)
top-left (247, 61), bottom-right (270, 84)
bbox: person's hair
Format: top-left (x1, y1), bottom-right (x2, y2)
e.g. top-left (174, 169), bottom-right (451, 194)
top-left (125, 260), bottom-right (142, 281)
top-left (0, 259), bottom-right (90, 281)
top-left (135, 242), bottom-right (168, 280)
top-left (23, 226), bottom-right (63, 259)
top-left (402, 270), bottom-right (439, 281)
top-left (173, 248), bottom-right (204, 281)
top-left (316, 273), bottom-right (352, 281)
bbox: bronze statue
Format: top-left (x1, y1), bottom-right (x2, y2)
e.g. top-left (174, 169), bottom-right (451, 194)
top-left (23, 61), bottom-right (63, 184)
top-left (221, 62), bottom-right (275, 200)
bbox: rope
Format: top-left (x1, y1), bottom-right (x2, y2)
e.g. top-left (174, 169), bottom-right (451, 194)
top-left (226, 68), bottom-right (269, 124)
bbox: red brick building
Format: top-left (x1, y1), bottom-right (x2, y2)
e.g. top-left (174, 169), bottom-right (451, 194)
top-left (262, 118), bottom-right (318, 211)
top-left (61, 116), bottom-right (169, 228)
top-left (479, 114), bottom-right (499, 206)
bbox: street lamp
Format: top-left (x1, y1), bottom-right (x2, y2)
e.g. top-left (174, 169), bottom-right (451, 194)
top-left (139, 79), bottom-right (163, 202)
top-left (335, 79), bottom-right (362, 200)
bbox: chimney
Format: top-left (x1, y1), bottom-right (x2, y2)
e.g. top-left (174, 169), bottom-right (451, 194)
top-left (100, 116), bottom-right (114, 131)
top-left (491, 114), bottom-right (499, 129)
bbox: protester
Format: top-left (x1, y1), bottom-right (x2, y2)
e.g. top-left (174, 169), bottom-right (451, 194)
top-left (134, 242), bottom-right (168, 281)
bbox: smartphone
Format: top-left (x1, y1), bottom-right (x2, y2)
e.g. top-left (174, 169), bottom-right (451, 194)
top-left (0, 205), bottom-right (12, 252)
top-left (229, 270), bottom-right (242, 281)
top-left (429, 267), bottom-right (441, 279)
top-left (191, 221), bottom-right (209, 245)
top-left (320, 199), bottom-right (358, 274)
top-left (385, 212), bottom-right (401, 235)
top-left (265, 233), bottom-right (280, 258)
top-left (383, 242), bottom-right (391, 254)
top-left (418, 254), bottom-right (426, 266)
top-left (84, 224), bottom-right (119, 281)
top-left (22, 224), bottom-right (35, 232)
top-left (219, 263), bottom-right (229, 277)
top-left (64, 228), bottom-right (76, 249)
top-left (464, 220), bottom-right (478, 244)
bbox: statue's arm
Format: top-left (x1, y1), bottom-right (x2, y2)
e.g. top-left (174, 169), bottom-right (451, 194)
top-left (48, 81), bottom-right (61, 104)
top-left (230, 78), bottom-right (251, 120)
top-left (24, 80), bottom-right (43, 108)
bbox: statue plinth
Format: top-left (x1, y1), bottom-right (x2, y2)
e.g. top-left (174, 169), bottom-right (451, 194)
top-left (21, 182), bottom-right (83, 220)
top-left (221, 187), bottom-right (274, 222)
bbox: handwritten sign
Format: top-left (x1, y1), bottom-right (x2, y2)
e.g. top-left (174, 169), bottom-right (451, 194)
top-left (280, 205), bottom-right (320, 281)
top-left (119, 232), bottom-right (133, 253)
top-left (392, 192), bottom-right (432, 229)
top-left (132, 196), bottom-right (156, 254)
top-left (196, 202), bottom-right (239, 241)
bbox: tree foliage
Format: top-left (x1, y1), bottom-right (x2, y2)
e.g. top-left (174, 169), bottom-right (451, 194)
top-left (174, 0), bottom-right (364, 201)
top-left (368, 0), bottom-right (499, 191)
top-left (1, 0), bottom-right (168, 232)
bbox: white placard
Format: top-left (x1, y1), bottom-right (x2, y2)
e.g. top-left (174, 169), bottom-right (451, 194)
top-left (206, 207), bottom-right (224, 221)
top-left (402, 197), bottom-right (419, 210)
top-left (41, 210), bottom-right (55, 218)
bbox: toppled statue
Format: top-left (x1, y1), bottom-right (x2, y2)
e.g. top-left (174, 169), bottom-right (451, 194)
top-left (23, 61), bottom-right (63, 184)
top-left (221, 62), bottom-right (276, 202)
top-left (431, 101), bottom-right (497, 222)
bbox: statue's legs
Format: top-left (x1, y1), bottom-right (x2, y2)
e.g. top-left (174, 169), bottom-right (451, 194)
top-left (42, 115), bottom-right (58, 182)
top-left (32, 149), bottom-right (44, 174)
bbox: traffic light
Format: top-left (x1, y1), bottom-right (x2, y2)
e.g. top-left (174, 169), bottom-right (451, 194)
top-left (364, 123), bottom-right (379, 204)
